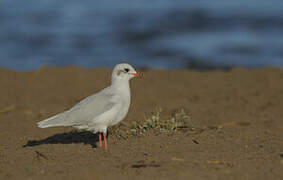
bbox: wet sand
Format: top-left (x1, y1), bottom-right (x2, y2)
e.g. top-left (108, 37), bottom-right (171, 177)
top-left (0, 66), bottom-right (282, 180)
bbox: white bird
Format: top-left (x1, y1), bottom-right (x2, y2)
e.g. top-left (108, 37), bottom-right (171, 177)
top-left (37, 63), bottom-right (141, 149)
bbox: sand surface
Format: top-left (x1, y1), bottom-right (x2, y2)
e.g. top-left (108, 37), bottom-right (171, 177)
top-left (0, 66), bottom-right (282, 180)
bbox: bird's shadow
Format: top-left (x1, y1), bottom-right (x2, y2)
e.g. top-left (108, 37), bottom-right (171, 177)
top-left (23, 131), bottom-right (101, 148)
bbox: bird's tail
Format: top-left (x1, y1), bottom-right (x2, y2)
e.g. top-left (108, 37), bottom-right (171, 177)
top-left (37, 112), bottom-right (68, 128)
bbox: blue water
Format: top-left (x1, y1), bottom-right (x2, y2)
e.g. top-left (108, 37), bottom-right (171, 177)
top-left (1, 0), bottom-right (283, 70)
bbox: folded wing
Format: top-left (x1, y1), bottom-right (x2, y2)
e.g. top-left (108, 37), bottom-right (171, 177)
top-left (37, 89), bottom-right (115, 128)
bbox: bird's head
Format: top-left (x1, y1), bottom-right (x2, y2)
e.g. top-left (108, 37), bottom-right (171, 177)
top-left (112, 63), bottom-right (141, 83)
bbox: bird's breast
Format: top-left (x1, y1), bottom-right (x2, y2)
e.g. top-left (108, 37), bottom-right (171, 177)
top-left (109, 95), bottom-right (131, 126)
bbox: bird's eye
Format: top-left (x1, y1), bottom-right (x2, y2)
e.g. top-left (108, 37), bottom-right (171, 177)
top-left (124, 68), bottom-right (130, 72)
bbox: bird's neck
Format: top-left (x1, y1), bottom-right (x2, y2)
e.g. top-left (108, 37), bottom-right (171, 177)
top-left (111, 79), bottom-right (130, 93)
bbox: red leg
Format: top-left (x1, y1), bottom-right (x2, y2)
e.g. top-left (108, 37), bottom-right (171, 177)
top-left (103, 132), bottom-right (108, 150)
top-left (99, 133), bottom-right (102, 148)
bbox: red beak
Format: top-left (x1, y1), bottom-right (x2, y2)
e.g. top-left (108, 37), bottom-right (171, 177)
top-left (132, 72), bottom-right (142, 77)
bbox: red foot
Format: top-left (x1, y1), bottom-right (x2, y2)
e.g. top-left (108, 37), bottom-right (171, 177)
top-left (99, 133), bottom-right (102, 148)
top-left (103, 132), bottom-right (108, 150)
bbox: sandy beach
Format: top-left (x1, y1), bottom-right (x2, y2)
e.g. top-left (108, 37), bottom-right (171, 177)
top-left (0, 66), bottom-right (282, 180)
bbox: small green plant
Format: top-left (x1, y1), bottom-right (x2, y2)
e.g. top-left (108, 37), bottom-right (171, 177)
top-left (130, 107), bottom-right (191, 134)
top-left (108, 106), bottom-right (193, 138)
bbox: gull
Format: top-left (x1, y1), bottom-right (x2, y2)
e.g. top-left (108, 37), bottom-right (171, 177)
top-left (37, 63), bottom-right (141, 150)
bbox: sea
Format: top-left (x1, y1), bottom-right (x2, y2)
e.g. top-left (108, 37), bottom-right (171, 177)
top-left (1, 0), bottom-right (283, 70)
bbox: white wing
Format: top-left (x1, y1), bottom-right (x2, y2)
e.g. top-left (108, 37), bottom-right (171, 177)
top-left (38, 87), bottom-right (116, 128)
